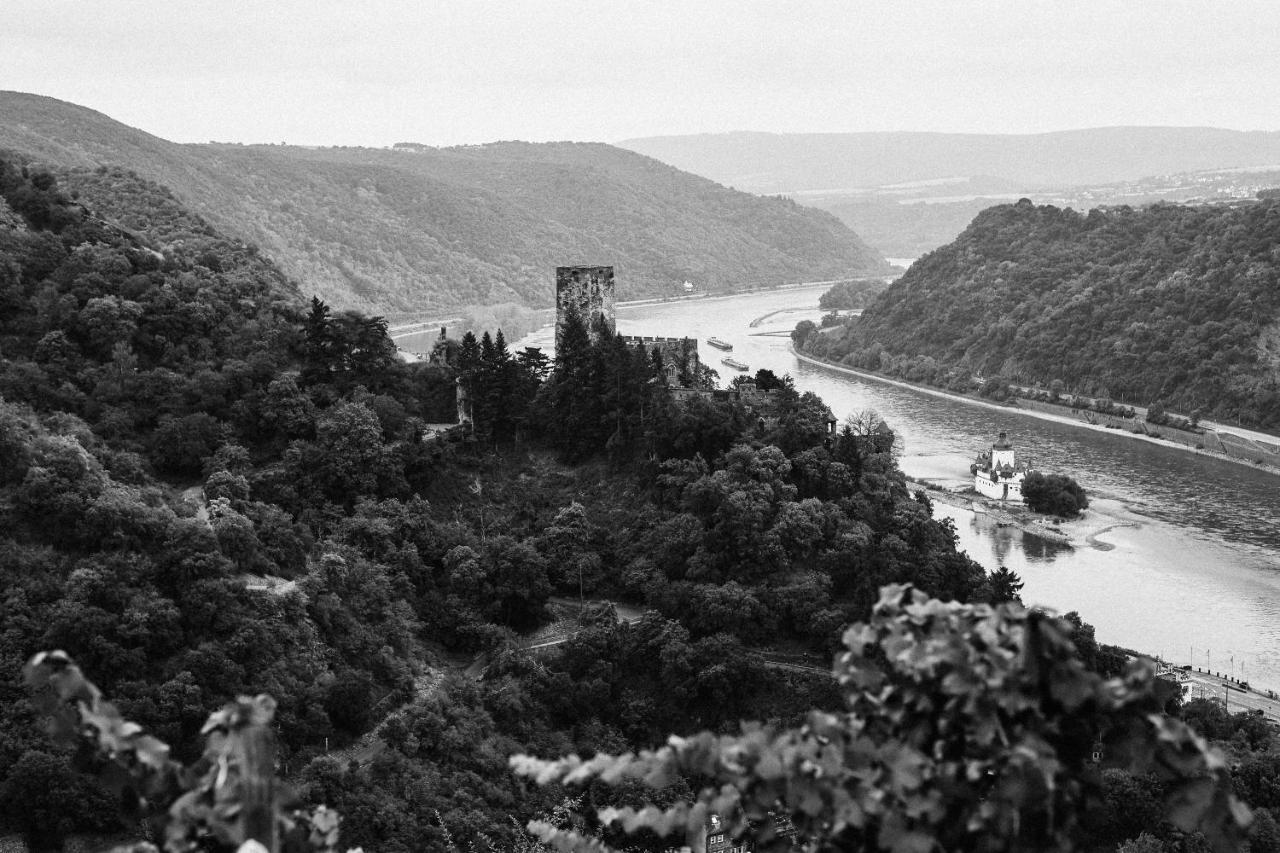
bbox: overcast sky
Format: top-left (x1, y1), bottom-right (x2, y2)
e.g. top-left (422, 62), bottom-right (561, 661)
top-left (3, 1), bottom-right (1278, 147)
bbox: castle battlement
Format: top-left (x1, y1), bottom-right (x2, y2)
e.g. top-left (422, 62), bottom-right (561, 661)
top-left (619, 334), bottom-right (698, 346)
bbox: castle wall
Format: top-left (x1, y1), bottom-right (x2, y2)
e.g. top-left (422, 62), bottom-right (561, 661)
top-left (975, 472), bottom-right (1024, 501)
top-left (621, 334), bottom-right (700, 383)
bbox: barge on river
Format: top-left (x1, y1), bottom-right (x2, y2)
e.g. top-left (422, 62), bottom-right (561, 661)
top-left (721, 356), bottom-right (750, 372)
top-left (706, 337), bottom-right (733, 351)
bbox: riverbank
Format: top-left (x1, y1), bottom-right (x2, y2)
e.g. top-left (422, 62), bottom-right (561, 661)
top-left (792, 347), bottom-right (1280, 479)
top-left (618, 280), bottom-right (832, 311)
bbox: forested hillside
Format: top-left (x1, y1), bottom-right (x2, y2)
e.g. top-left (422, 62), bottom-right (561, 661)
top-left (803, 199), bottom-right (1280, 430)
top-left (0, 158), bottom-right (1267, 853)
top-left (0, 152), bottom-right (969, 849)
top-left (0, 92), bottom-right (888, 314)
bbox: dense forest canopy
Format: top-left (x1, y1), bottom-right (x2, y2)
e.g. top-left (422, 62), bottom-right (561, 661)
top-left (0, 92), bottom-right (888, 314)
top-left (0, 155), bottom-right (1271, 853)
top-left (802, 199), bottom-right (1280, 430)
top-left (0, 154), bottom-right (976, 850)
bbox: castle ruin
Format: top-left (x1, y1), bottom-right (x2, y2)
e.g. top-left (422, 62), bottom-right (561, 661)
top-left (554, 265), bottom-right (701, 385)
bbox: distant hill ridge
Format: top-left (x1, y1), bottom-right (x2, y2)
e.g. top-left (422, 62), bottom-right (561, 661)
top-left (619, 128), bottom-right (1280, 193)
top-left (801, 198), bottom-right (1280, 430)
top-left (0, 91), bottom-right (888, 313)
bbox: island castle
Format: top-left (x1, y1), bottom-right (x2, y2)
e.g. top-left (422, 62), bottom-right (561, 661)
top-left (555, 265), bottom-right (701, 386)
top-left (971, 430), bottom-right (1032, 501)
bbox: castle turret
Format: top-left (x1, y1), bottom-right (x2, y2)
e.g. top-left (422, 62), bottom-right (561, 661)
top-left (991, 430), bottom-right (1016, 470)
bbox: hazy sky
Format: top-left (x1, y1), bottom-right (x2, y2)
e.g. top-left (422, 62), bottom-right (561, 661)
top-left (3, 1), bottom-right (1279, 146)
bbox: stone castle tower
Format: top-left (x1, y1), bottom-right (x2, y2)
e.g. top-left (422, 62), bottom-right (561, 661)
top-left (556, 266), bottom-right (616, 351)
top-left (553, 264), bottom-right (702, 386)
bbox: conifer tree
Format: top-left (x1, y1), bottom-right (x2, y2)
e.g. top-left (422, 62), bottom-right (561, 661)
top-left (301, 297), bottom-right (333, 383)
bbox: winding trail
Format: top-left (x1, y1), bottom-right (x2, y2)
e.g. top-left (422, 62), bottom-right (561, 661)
top-left (322, 598), bottom-right (836, 769)
top-left (180, 484), bottom-right (210, 525)
top-left (323, 667), bottom-right (446, 767)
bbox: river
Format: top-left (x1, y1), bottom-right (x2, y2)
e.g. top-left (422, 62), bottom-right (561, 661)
top-left (513, 284), bottom-right (1280, 690)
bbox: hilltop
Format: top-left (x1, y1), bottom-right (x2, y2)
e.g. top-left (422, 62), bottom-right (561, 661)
top-left (800, 198), bottom-right (1280, 430)
top-left (620, 128), bottom-right (1280, 258)
top-left (619, 127), bottom-right (1280, 194)
top-left (0, 92), bottom-right (888, 314)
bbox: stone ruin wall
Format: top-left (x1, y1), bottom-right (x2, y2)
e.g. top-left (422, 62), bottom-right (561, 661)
top-left (620, 335), bottom-right (700, 378)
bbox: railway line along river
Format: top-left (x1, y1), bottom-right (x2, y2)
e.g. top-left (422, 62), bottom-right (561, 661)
top-left (516, 283), bottom-right (1280, 692)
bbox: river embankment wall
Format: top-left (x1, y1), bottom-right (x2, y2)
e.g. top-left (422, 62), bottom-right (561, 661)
top-left (1011, 399), bottom-right (1220, 449)
top-left (1011, 398), bottom-right (1280, 466)
top-left (791, 347), bottom-right (1280, 477)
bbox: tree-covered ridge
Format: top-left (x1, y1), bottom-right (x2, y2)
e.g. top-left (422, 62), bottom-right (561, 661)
top-left (0, 91), bottom-right (888, 314)
top-left (0, 161), bottom-right (1268, 853)
top-left (805, 199), bottom-right (1280, 430)
top-left (0, 156), bottom-right (986, 851)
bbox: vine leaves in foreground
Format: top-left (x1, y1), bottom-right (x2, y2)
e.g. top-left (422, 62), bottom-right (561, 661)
top-left (24, 650), bottom-right (356, 853)
top-left (512, 585), bottom-right (1249, 853)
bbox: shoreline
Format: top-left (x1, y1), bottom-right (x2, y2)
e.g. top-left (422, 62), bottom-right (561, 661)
top-left (617, 280), bottom-right (832, 311)
top-left (792, 347), bottom-right (1280, 479)
top-left (909, 475), bottom-right (1280, 703)
top-left (903, 477), bottom-right (1143, 551)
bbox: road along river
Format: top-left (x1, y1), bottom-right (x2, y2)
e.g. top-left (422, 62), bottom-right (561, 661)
top-left (516, 284), bottom-right (1280, 692)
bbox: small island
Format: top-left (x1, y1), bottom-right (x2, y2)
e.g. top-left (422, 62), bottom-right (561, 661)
top-left (971, 430), bottom-right (1089, 518)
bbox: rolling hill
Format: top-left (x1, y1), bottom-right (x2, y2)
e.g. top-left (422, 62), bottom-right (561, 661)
top-left (0, 92), bottom-right (888, 314)
top-left (800, 199), bottom-right (1280, 430)
top-left (618, 128), bottom-right (1280, 195)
